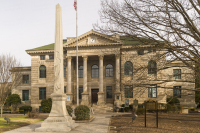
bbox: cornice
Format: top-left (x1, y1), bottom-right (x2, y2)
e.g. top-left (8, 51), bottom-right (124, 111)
top-left (26, 50), bottom-right (54, 55)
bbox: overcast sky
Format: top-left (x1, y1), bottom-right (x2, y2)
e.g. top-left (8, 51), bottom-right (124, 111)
top-left (0, 0), bottom-right (102, 66)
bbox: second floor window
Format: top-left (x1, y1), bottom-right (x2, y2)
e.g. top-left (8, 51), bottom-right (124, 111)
top-left (173, 69), bottom-right (181, 79)
top-left (23, 75), bottom-right (29, 84)
top-left (91, 65), bottom-right (99, 77)
top-left (124, 61), bottom-right (133, 75)
top-left (148, 60), bottom-right (157, 74)
top-left (78, 65), bottom-right (83, 78)
top-left (106, 64), bottom-right (113, 77)
top-left (40, 55), bottom-right (45, 60)
top-left (49, 55), bottom-right (54, 60)
top-left (39, 65), bottom-right (46, 78)
top-left (79, 87), bottom-right (83, 99)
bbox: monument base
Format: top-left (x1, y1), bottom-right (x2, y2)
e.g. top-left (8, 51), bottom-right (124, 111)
top-left (97, 92), bottom-right (105, 105)
top-left (35, 93), bottom-right (78, 132)
top-left (81, 92), bottom-right (89, 106)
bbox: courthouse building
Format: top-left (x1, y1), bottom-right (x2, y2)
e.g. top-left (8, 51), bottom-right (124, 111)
top-left (11, 30), bottom-right (195, 110)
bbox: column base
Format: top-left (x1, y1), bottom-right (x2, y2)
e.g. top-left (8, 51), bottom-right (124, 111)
top-left (81, 92), bottom-right (89, 106)
top-left (35, 93), bottom-right (78, 132)
top-left (66, 93), bottom-right (73, 105)
top-left (97, 91), bottom-right (105, 105)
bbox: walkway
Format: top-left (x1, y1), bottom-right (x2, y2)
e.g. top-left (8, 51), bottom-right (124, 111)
top-left (4, 112), bottom-right (131, 133)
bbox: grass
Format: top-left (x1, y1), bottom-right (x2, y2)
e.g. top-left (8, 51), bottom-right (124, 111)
top-left (0, 114), bottom-right (44, 133)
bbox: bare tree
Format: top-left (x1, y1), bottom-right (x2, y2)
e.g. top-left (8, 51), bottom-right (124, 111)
top-left (94, 0), bottom-right (198, 106)
top-left (0, 54), bottom-right (22, 117)
top-left (94, 0), bottom-right (200, 75)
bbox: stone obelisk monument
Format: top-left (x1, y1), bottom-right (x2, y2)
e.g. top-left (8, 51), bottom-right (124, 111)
top-left (35, 4), bottom-right (78, 132)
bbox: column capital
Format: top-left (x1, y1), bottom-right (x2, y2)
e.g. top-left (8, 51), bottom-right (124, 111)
top-left (115, 54), bottom-right (120, 59)
top-left (82, 56), bottom-right (88, 60)
top-left (67, 56), bottom-right (72, 61)
top-left (98, 55), bottom-right (104, 60)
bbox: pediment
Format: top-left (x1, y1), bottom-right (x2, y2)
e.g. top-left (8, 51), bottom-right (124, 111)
top-left (64, 30), bottom-right (122, 47)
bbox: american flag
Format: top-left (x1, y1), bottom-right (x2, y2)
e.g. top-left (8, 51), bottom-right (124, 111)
top-left (74, 0), bottom-right (77, 11)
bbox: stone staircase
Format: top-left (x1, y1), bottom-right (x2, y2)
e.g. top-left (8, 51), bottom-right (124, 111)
top-left (92, 103), bottom-right (114, 113)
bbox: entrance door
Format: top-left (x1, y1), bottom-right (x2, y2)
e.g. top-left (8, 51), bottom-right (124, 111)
top-left (91, 89), bottom-right (99, 103)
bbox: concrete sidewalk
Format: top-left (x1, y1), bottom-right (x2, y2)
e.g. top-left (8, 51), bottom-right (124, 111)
top-left (4, 112), bottom-right (131, 133)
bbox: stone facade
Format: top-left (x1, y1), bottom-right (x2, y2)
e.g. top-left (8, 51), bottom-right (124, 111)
top-left (11, 30), bottom-right (196, 111)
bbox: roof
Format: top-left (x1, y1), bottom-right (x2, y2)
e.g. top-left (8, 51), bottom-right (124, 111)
top-left (120, 36), bottom-right (164, 46)
top-left (26, 40), bottom-right (67, 51)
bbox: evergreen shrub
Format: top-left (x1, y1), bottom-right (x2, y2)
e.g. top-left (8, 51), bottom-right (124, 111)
top-left (19, 105), bottom-right (32, 114)
top-left (41, 98), bottom-right (52, 113)
top-left (66, 105), bottom-right (72, 116)
top-left (167, 104), bottom-right (172, 112)
top-left (75, 105), bottom-right (90, 120)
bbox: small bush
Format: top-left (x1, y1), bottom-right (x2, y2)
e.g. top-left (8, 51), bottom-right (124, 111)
top-left (19, 106), bottom-right (32, 114)
top-left (75, 105), bottom-right (90, 120)
top-left (41, 98), bottom-right (52, 113)
top-left (172, 106), bottom-right (178, 113)
top-left (167, 97), bottom-right (180, 105)
top-left (167, 104), bottom-right (172, 112)
top-left (136, 108), bottom-right (145, 115)
top-left (121, 104), bottom-right (130, 112)
top-left (66, 105), bottom-right (72, 116)
top-left (177, 105), bottom-right (182, 111)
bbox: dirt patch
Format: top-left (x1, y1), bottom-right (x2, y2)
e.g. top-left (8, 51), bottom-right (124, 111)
top-left (109, 113), bottom-right (200, 133)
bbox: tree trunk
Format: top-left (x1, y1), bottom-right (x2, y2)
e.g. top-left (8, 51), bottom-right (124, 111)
top-left (1, 105), bottom-right (3, 118)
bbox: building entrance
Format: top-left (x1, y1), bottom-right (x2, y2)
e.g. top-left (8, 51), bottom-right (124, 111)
top-left (91, 89), bottom-right (99, 103)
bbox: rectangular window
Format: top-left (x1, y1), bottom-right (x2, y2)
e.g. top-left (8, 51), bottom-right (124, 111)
top-left (64, 66), bottom-right (66, 78)
top-left (106, 86), bottom-right (112, 98)
top-left (23, 75), bottom-right (29, 84)
top-left (137, 50), bottom-right (144, 55)
top-left (148, 85), bottom-right (157, 98)
top-left (173, 69), bottom-right (181, 79)
top-left (78, 66), bottom-right (83, 78)
top-left (22, 90), bottom-right (29, 101)
top-left (40, 55), bottom-right (45, 60)
top-left (173, 86), bottom-right (181, 98)
top-left (39, 106), bottom-right (42, 112)
top-left (64, 86), bottom-right (66, 93)
top-left (79, 87), bottom-right (83, 99)
top-left (124, 86), bottom-right (133, 98)
top-left (49, 55), bottom-right (54, 60)
top-left (39, 87), bottom-right (46, 100)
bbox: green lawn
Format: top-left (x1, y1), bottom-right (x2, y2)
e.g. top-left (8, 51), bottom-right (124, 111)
top-left (0, 115), bottom-right (43, 133)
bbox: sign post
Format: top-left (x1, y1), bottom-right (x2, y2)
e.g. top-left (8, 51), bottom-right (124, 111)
top-left (145, 99), bottom-right (158, 128)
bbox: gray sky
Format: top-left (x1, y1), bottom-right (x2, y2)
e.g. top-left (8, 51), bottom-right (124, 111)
top-left (0, 0), bottom-right (102, 66)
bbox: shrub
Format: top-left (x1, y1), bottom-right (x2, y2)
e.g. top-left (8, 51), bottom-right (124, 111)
top-left (167, 97), bottom-right (180, 105)
top-left (19, 106), bottom-right (32, 114)
top-left (172, 106), bottom-right (178, 113)
top-left (136, 108), bottom-right (145, 115)
top-left (41, 98), bottom-right (52, 113)
top-left (66, 105), bottom-right (72, 116)
top-left (6, 94), bottom-right (21, 111)
top-left (167, 104), bottom-right (172, 112)
top-left (75, 105), bottom-right (90, 120)
top-left (177, 105), bottom-right (182, 111)
top-left (121, 104), bottom-right (130, 112)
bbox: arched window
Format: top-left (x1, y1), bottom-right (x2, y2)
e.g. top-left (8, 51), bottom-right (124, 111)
top-left (91, 65), bottom-right (99, 77)
top-left (124, 61), bottom-right (133, 75)
top-left (148, 60), bottom-right (157, 74)
top-left (106, 64), bottom-right (113, 77)
top-left (39, 65), bottom-right (46, 78)
top-left (78, 65), bottom-right (83, 78)
top-left (64, 65), bottom-right (66, 78)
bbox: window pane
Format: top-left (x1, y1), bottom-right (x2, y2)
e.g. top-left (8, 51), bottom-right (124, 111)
top-left (91, 65), bottom-right (99, 77)
top-left (78, 65), bottom-right (83, 78)
top-left (152, 88), bottom-right (157, 98)
top-left (106, 64), bottom-right (113, 77)
top-left (106, 86), bottom-right (112, 98)
top-left (124, 86), bottom-right (133, 98)
top-left (39, 66), bottom-right (46, 78)
top-left (23, 75), bottom-right (29, 84)
top-left (22, 90), bottom-right (29, 101)
top-left (124, 62), bottom-right (133, 75)
top-left (39, 88), bottom-right (46, 100)
top-left (79, 87), bottom-right (83, 99)
top-left (40, 55), bottom-right (45, 60)
top-left (49, 55), bottom-right (54, 60)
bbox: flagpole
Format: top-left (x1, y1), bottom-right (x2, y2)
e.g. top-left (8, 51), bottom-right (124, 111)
top-left (76, 0), bottom-right (79, 106)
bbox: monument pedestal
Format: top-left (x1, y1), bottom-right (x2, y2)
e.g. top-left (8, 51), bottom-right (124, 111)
top-left (35, 93), bottom-right (78, 132)
top-left (81, 92), bottom-right (89, 105)
top-left (97, 92), bottom-right (105, 105)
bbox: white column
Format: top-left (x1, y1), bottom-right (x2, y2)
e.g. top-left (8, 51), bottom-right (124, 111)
top-left (115, 54), bottom-right (120, 92)
top-left (67, 56), bottom-right (72, 93)
top-left (83, 56), bottom-right (88, 92)
top-left (99, 55), bottom-right (104, 92)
